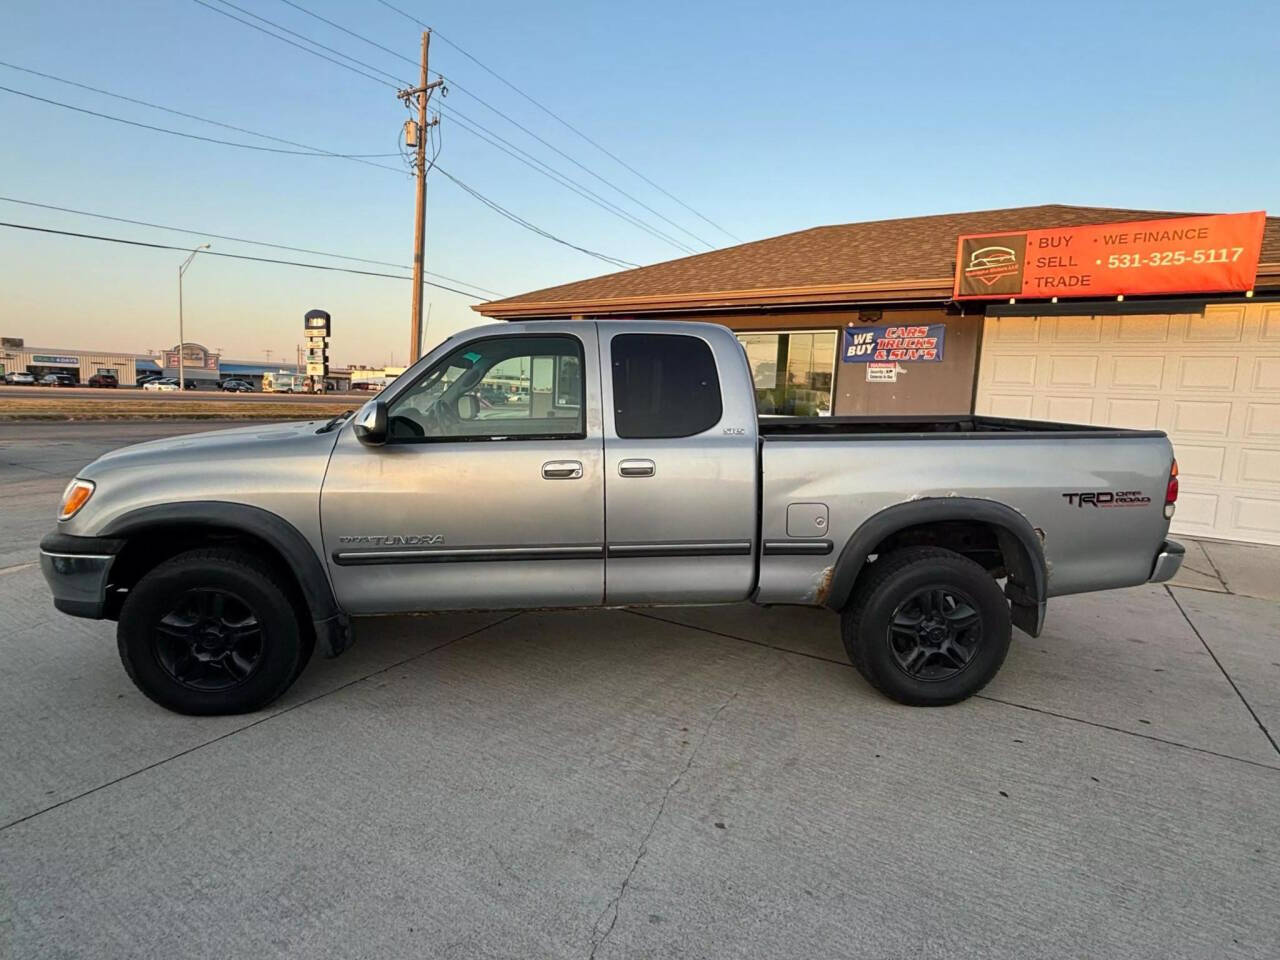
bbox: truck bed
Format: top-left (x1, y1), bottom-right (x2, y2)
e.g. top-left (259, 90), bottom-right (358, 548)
top-left (755, 414), bottom-right (1175, 603)
top-left (758, 415), bottom-right (1166, 440)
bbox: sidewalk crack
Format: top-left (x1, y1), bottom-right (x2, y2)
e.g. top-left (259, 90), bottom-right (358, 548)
top-left (586, 691), bottom-right (738, 959)
top-left (1194, 541), bottom-right (1231, 593)
top-left (1167, 585), bottom-right (1278, 757)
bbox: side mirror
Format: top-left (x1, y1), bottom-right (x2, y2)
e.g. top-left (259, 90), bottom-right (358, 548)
top-left (457, 393), bottom-right (479, 421)
top-left (353, 399), bottom-right (388, 446)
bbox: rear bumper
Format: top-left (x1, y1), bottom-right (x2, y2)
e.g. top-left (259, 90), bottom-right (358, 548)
top-left (39, 531), bottom-right (125, 620)
top-left (1148, 539), bottom-right (1185, 583)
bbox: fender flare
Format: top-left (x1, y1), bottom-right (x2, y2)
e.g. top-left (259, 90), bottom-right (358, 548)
top-left (100, 501), bottom-right (350, 656)
top-left (825, 497), bottom-right (1048, 635)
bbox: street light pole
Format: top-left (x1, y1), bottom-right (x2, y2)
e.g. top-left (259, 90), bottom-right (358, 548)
top-left (177, 243), bottom-right (211, 389)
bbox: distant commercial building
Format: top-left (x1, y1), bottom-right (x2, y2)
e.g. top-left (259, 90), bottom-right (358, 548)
top-left (0, 336), bottom-right (354, 390)
top-left (161, 342), bottom-right (221, 385)
top-left (0, 337), bottom-right (149, 385)
top-left (217, 360), bottom-right (300, 391)
top-left (349, 364), bottom-right (406, 388)
top-left (220, 362), bottom-right (352, 392)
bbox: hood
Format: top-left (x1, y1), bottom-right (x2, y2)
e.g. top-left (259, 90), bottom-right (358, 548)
top-left (85, 419), bottom-right (343, 475)
top-left (61, 417), bottom-right (350, 539)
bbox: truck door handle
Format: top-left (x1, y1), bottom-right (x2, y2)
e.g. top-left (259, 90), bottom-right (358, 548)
top-left (618, 458), bottom-right (655, 478)
top-left (541, 460), bottom-right (583, 480)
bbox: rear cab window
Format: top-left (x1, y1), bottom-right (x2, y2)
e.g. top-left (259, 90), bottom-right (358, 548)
top-left (610, 333), bottom-right (722, 438)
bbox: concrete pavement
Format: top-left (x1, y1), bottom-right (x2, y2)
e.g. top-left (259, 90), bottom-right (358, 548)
top-left (2, 421), bottom-right (1278, 959)
top-left (1170, 536), bottom-right (1280, 601)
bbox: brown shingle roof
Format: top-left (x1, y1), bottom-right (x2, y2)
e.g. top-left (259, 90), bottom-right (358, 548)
top-left (477, 204), bottom-right (1280, 317)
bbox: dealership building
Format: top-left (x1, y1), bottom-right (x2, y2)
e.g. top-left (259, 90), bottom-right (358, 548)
top-left (477, 204), bottom-right (1280, 545)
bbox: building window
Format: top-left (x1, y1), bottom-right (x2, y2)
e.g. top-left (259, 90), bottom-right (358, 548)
top-left (736, 331), bottom-right (837, 416)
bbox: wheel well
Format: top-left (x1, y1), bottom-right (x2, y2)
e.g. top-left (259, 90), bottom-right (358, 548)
top-left (104, 523), bottom-right (308, 622)
top-left (866, 521), bottom-right (1009, 579)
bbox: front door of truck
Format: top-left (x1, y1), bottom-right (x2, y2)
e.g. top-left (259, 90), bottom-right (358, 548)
top-left (599, 326), bottom-right (758, 604)
top-left (320, 325), bottom-right (604, 614)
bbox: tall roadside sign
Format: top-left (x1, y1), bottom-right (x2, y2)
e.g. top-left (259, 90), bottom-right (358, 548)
top-left (304, 309), bottom-right (330, 393)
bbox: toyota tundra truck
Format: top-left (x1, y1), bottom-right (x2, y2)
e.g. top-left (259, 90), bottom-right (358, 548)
top-left (40, 320), bottom-right (1184, 715)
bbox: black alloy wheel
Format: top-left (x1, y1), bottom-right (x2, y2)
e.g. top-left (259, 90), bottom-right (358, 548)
top-left (886, 585), bottom-right (982, 682)
top-left (841, 547), bottom-right (1012, 706)
top-left (152, 588), bottom-right (265, 691)
top-left (117, 547), bottom-right (313, 715)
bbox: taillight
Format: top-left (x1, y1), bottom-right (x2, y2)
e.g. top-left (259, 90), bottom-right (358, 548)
top-left (1164, 460), bottom-right (1178, 519)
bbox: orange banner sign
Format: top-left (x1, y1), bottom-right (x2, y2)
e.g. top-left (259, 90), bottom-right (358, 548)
top-left (953, 211), bottom-right (1266, 300)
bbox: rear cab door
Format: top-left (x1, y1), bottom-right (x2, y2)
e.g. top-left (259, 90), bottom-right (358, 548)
top-left (599, 322), bottom-right (758, 604)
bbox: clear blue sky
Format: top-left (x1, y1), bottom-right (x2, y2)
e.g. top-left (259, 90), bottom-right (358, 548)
top-left (2, 0), bottom-right (1276, 366)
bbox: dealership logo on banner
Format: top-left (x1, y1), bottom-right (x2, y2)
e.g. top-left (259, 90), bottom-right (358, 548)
top-left (958, 235), bottom-right (1027, 296)
top-left (842, 324), bottom-right (946, 363)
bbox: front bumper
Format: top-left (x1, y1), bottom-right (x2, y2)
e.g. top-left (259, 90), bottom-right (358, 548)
top-left (1148, 539), bottom-right (1185, 583)
top-left (39, 532), bottom-right (124, 619)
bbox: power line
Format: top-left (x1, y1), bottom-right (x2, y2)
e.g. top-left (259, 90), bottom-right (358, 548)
top-left (194, 0), bottom-right (699, 255)
top-left (438, 76), bottom-right (716, 251)
top-left (371, 0), bottom-right (739, 242)
top-left (4, 65), bottom-right (637, 268)
top-left (0, 83), bottom-right (397, 158)
top-left (441, 104), bottom-right (697, 255)
top-left (255, 0), bottom-right (714, 250)
top-left (209, 0), bottom-right (408, 87)
top-left (0, 220), bottom-right (487, 297)
top-left (0, 196), bottom-right (505, 297)
top-left (190, 0), bottom-right (400, 90)
top-left (0, 59), bottom-right (401, 166)
top-left (275, 0), bottom-right (413, 70)
top-left (432, 169), bottom-right (637, 268)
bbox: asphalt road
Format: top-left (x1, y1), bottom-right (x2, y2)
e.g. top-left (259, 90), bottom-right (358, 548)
top-left (0, 385), bottom-right (367, 401)
top-left (2, 421), bottom-right (1278, 959)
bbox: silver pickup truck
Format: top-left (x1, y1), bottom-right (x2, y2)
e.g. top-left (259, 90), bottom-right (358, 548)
top-left (41, 320), bottom-right (1184, 715)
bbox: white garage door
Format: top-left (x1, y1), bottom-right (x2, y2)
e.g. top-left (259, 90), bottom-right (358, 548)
top-left (975, 303), bottom-right (1280, 545)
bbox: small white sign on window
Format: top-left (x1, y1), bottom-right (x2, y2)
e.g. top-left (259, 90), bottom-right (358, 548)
top-left (866, 363), bottom-right (898, 383)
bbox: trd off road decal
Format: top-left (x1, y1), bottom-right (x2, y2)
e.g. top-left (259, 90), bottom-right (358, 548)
top-left (1062, 491), bottom-right (1151, 508)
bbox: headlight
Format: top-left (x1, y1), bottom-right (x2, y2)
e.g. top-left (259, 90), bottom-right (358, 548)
top-left (59, 479), bottom-right (95, 521)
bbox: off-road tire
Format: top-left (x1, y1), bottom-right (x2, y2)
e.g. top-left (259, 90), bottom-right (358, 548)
top-left (841, 547), bottom-right (1011, 706)
top-left (117, 547), bottom-right (313, 715)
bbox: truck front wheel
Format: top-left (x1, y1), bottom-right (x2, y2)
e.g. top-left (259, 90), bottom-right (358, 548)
top-left (117, 547), bottom-right (313, 715)
top-left (841, 547), bottom-right (1011, 706)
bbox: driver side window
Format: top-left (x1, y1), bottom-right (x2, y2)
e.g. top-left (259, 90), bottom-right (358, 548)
top-left (386, 335), bottom-right (586, 442)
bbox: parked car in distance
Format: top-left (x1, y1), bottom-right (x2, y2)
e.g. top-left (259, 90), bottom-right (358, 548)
top-left (218, 379), bottom-right (254, 392)
top-left (39, 373), bottom-right (77, 387)
top-left (87, 373), bottom-right (119, 388)
top-left (3, 371), bottom-right (36, 385)
top-left (144, 378), bottom-right (203, 391)
top-left (40, 319), bottom-right (1184, 717)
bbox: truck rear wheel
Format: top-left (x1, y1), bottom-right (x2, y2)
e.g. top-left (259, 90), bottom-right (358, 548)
top-left (117, 547), bottom-right (312, 715)
top-left (841, 547), bottom-right (1011, 706)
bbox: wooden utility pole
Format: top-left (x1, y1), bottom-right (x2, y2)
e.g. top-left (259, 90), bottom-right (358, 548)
top-left (399, 31), bottom-right (443, 364)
